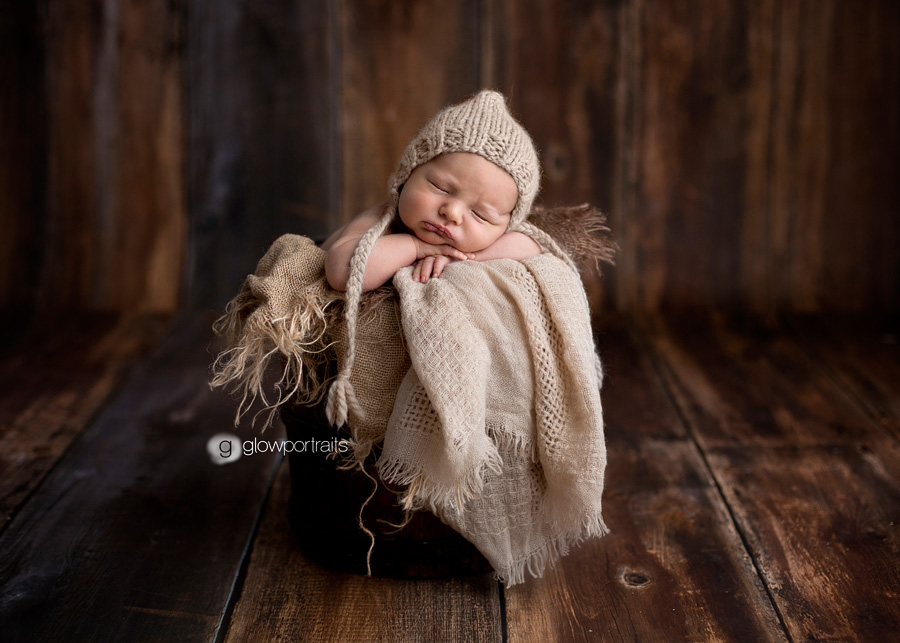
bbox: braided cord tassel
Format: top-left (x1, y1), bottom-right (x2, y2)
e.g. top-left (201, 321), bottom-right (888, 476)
top-left (326, 209), bottom-right (394, 426)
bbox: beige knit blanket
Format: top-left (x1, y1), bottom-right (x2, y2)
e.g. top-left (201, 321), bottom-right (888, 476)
top-left (380, 255), bottom-right (608, 585)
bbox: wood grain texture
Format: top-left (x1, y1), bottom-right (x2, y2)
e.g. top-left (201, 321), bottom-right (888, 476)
top-left (222, 462), bottom-right (502, 643)
top-left (626, 0), bottom-right (752, 312)
top-left (1, 311), bottom-right (899, 638)
top-left (111, 0), bottom-right (186, 311)
top-left (621, 0), bottom-right (900, 315)
top-left (5, 0), bottom-right (899, 315)
top-left (644, 315), bottom-right (898, 448)
top-left (486, 0), bottom-right (622, 209)
top-left (643, 315), bottom-right (900, 640)
top-left (39, 0), bottom-right (99, 309)
top-left (0, 316), bottom-right (281, 642)
top-left (485, 0), bottom-right (624, 312)
top-left (186, 0), bottom-right (339, 310)
top-left (0, 314), bottom-right (169, 531)
top-left (707, 444), bottom-right (900, 641)
top-left (505, 322), bottom-right (786, 642)
top-left (766, 0), bottom-right (900, 314)
top-left (0, 2), bottom-right (46, 309)
top-left (40, 0), bottom-right (185, 312)
top-left (339, 0), bottom-right (481, 220)
top-left (789, 316), bottom-right (900, 442)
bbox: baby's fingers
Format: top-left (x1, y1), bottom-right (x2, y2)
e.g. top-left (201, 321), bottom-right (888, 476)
top-left (413, 256), bottom-right (434, 283)
top-left (441, 246), bottom-right (469, 261)
top-left (431, 256), bottom-right (451, 279)
top-left (412, 259), bottom-right (424, 282)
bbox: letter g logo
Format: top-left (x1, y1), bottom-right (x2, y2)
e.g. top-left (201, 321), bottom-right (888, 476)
top-left (207, 433), bottom-right (242, 465)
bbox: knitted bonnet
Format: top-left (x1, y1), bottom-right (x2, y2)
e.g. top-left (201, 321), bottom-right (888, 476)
top-left (326, 90), bottom-right (576, 428)
top-left (388, 90), bottom-right (540, 227)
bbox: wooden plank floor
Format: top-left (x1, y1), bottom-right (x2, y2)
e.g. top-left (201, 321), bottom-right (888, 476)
top-left (0, 312), bottom-right (897, 642)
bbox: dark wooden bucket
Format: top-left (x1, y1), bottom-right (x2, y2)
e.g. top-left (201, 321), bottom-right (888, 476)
top-left (281, 402), bottom-right (493, 578)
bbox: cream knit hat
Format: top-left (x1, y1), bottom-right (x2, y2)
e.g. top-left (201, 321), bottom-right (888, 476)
top-left (326, 90), bottom-right (575, 428)
top-left (388, 89), bottom-right (540, 226)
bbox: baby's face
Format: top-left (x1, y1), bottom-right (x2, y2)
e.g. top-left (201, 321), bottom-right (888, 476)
top-left (398, 152), bottom-right (518, 253)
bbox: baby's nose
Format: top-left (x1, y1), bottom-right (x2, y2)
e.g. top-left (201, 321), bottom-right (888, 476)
top-left (440, 200), bottom-right (464, 224)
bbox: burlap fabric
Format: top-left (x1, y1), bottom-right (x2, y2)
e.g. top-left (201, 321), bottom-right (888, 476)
top-left (210, 234), bottom-right (408, 458)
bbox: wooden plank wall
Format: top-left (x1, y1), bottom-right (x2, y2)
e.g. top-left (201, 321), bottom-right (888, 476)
top-left (1, 0), bottom-right (185, 313)
top-left (1, 0), bottom-right (898, 315)
top-left (0, 3), bottom-right (46, 311)
top-left (185, 0), bottom-right (340, 311)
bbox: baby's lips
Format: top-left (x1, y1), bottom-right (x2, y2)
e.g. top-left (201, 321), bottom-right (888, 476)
top-left (424, 221), bottom-right (453, 241)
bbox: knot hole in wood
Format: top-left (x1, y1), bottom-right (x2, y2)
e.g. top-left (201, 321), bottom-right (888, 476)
top-left (622, 571), bottom-right (651, 588)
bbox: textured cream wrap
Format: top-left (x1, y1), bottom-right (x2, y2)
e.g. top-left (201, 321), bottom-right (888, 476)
top-left (380, 255), bottom-right (608, 585)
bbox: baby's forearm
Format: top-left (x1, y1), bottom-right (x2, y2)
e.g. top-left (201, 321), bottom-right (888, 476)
top-left (470, 232), bottom-right (541, 262)
top-left (326, 233), bottom-right (418, 292)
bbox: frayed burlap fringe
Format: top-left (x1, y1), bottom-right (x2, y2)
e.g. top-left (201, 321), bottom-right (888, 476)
top-left (209, 233), bottom-right (404, 437)
top-left (210, 276), bottom-right (337, 431)
top-left (529, 204), bottom-right (617, 272)
top-left (211, 289), bottom-right (402, 434)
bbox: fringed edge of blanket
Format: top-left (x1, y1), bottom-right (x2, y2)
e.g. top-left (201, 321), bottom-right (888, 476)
top-left (497, 512), bottom-right (610, 587)
top-left (376, 436), bottom-right (505, 514)
top-left (480, 424), bottom-right (610, 588)
top-left (488, 422), bottom-right (536, 461)
top-left (209, 290), bottom-right (337, 431)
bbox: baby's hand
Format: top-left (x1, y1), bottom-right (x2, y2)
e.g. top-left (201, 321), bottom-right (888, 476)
top-left (412, 255), bottom-right (455, 283)
top-left (467, 231), bottom-right (541, 262)
top-left (411, 237), bottom-right (471, 262)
